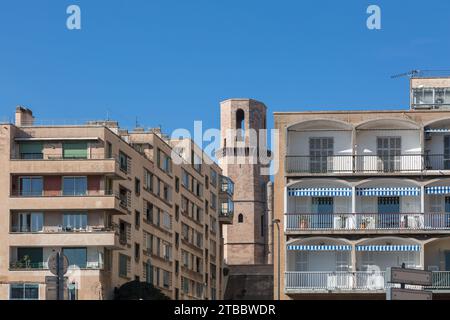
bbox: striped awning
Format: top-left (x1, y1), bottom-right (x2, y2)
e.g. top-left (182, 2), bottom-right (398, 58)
top-left (288, 188), bottom-right (352, 197)
top-left (356, 187), bottom-right (420, 197)
top-left (425, 186), bottom-right (450, 195)
top-left (287, 245), bottom-right (352, 251)
top-left (356, 245), bottom-right (421, 252)
top-left (424, 128), bottom-right (450, 133)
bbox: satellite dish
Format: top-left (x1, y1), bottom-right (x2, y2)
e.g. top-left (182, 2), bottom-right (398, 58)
top-left (48, 252), bottom-right (69, 276)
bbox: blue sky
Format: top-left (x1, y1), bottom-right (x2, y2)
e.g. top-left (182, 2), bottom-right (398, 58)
top-left (1, 0), bottom-right (450, 136)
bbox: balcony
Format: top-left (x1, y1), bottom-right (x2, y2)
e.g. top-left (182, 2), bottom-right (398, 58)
top-left (9, 193), bottom-right (127, 215)
top-left (285, 213), bottom-right (450, 234)
top-left (9, 261), bottom-right (104, 271)
top-left (219, 201), bottom-right (234, 225)
top-left (9, 229), bottom-right (120, 248)
top-left (285, 154), bottom-right (450, 175)
top-left (284, 271), bottom-right (450, 293)
top-left (10, 157), bottom-right (125, 179)
top-left (220, 176), bottom-right (234, 197)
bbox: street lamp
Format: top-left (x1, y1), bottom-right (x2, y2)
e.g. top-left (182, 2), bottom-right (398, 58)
top-left (272, 219), bottom-right (281, 300)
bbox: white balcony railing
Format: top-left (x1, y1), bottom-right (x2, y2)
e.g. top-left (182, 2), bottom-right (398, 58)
top-left (285, 271), bottom-right (450, 291)
top-left (285, 213), bottom-right (450, 232)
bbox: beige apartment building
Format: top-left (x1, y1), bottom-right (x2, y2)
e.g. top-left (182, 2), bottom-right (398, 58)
top-left (274, 76), bottom-right (450, 299)
top-left (0, 107), bottom-right (233, 300)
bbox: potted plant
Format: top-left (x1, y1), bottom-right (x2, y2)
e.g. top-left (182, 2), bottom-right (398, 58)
top-left (299, 218), bottom-right (308, 229)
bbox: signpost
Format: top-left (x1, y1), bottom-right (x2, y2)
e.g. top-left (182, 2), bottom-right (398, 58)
top-left (47, 252), bottom-right (69, 300)
top-left (386, 264), bottom-right (433, 300)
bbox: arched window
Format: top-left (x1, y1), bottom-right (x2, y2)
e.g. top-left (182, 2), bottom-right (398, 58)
top-left (236, 109), bottom-right (245, 141)
top-left (238, 214), bottom-right (244, 223)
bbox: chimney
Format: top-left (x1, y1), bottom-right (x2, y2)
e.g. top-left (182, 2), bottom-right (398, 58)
top-left (15, 106), bottom-right (34, 126)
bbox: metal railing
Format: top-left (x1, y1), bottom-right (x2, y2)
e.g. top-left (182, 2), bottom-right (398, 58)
top-left (286, 154), bottom-right (450, 174)
top-left (9, 261), bottom-right (104, 270)
top-left (10, 225), bottom-right (116, 233)
top-left (285, 271), bottom-right (450, 291)
top-left (11, 189), bottom-right (115, 198)
top-left (285, 213), bottom-right (450, 231)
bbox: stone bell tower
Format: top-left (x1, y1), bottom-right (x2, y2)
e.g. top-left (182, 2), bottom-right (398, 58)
top-left (218, 99), bottom-right (270, 265)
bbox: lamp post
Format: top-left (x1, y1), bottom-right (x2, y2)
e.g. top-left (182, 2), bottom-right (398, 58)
top-left (272, 219), bottom-right (281, 300)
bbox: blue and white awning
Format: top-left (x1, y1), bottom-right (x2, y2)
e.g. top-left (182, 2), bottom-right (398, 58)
top-left (424, 128), bottom-right (450, 133)
top-left (288, 188), bottom-right (352, 197)
top-left (356, 187), bottom-right (420, 197)
top-left (425, 186), bottom-right (450, 195)
top-left (356, 245), bottom-right (421, 252)
top-left (287, 245), bottom-right (352, 251)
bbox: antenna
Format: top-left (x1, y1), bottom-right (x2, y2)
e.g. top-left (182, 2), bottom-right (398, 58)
top-left (135, 116), bottom-right (139, 128)
top-left (391, 70), bottom-right (421, 79)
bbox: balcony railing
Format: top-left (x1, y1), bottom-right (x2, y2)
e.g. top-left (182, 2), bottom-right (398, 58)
top-left (285, 213), bottom-right (450, 231)
top-left (10, 225), bottom-right (117, 233)
top-left (285, 271), bottom-right (450, 291)
top-left (9, 261), bottom-right (104, 270)
top-left (11, 190), bottom-right (114, 198)
top-left (286, 154), bottom-right (450, 174)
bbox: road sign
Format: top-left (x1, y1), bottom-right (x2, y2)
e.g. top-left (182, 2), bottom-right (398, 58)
top-left (48, 252), bottom-right (69, 276)
top-left (387, 288), bottom-right (433, 300)
top-left (386, 267), bottom-right (432, 286)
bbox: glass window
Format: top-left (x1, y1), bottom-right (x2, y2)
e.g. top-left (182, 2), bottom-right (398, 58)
top-left (10, 283), bottom-right (39, 300)
top-left (16, 212), bottom-right (43, 232)
top-left (63, 213), bottom-right (88, 230)
top-left (62, 177), bottom-right (87, 196)
top-left (119, 254), bottom-right (129, 277)
top-left (119, 152), bottom-right (129, 172)
top-left (162, 212), bottom-right (172, 230)
top-left (17, 248), bottom-right (43, 268)
top-left (62, 248), bottom-right (87, 269)
top-left (19, 143), bottom-right (43, 160)
top-left (63, 142), bottom-right (88, 159)
top-left (210, 169), bottom-right (218, 187)
top-left (144, 169), bottom-right (153, 192)
top-left (19, 177), bottom-right (43, 196)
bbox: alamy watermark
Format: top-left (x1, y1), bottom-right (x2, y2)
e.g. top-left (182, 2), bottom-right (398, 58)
top-left (67, 5), bottom-right (81, 30)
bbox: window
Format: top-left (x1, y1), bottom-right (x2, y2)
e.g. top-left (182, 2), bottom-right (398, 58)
top-left (175, 260), bottom-right (179, 274)
top-left (145, 201), bottom-right (153, 223)
top-left (238, 214), bottom-right (244, 223)
top-left (144, 262), bottom-right (154, 284)
top-left (144, 169), bottom-right (153, 192)
top-left (175, 205), bottom-right (180, 222)
top-left (210, 240), bottom-right (217, 258)
top-left (261, 214), bottom-right (265, 236)
top-left (19, 143), bottom-right (43, 160)
top-left (175, 177), bottom-right (180, 193)
top-left (211, 288), bottom-right (217, 300)
top-left (119, 152), bottom-right (129, 173)
top-left (106, 141), bottom-right (113, 159)
top-left (162, 242), bottom-right (172, 261)
top-left (17, 248), bottom-right (43, 268)
top-left (181, 277), bottom-right (189, 294)
top-left (134, 243), bottom-right (140, 261)
top-left (210, 192), bottom-right (217, 210)
top-left (309, 137), bottom-right (333, 173)
top-left (63, 213), bottom-right (88, 231)
top-left (163, 270), bottom-right (171, 288)
top-left (210, 216), bottom-right (217, 233)
top-left (63, 142), bottom-right (88, 159)
top-left (62, 177), bottom-right (87, 196)
top-left (163, 184), bottom-right (172, 203)
top-left (134, 178), bottom-right (141, 196)
top-left (144, 232), bottom-right (153, 254)
top-left (119, 186), bottom-right (130, 208)
top-left (195, 231), bottom-right (203, 248)
top-left (175, 232), bottom-right (180, 248)
top-left (162, 212), bottom-right (172, 230)
top-left (19, 177), bottom-right (43, 196)
top-left (192, 152), bottom-right (202, 172)
top-left (158, 149), bottom-right (172, 173)
top-left (210, 170), bottom-right (218, 187)
top-left (182, 224), bottom-right (189, 241)
top-left (119, 254), bottom-right (130, 278)
top-left (135, 211), bottom-right (141, 229)
top-left (196, 183), bottom-right (203, 197)
top-left (377, 137), bottom-right (401, 172)
top-left (14, 212), bottom-right (43, 232)
top-left (10, 283), bottom-right (39, 300)
top-left (236, 108), bottom-right (245, 141)
top-left (196, 207), bottom-right (203, 223)
top-left (182, 170), bottom-right (190, 188)
top-left (181, 196), bottom-right (189, 213)
top-left (62, 248), bottom-right (87, 269)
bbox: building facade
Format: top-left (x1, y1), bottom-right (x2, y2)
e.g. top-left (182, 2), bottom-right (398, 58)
top-left (274, 77), bottom-right (450, 299)
top-left (0, 107), bottom-right (233, 300)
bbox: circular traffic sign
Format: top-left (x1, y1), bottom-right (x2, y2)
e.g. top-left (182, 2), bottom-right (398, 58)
top-left (47, 252), bottom-right (69, 276)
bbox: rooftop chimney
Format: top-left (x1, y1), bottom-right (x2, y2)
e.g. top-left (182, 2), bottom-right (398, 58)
top-left (15, 106), bottom-right (34, 126)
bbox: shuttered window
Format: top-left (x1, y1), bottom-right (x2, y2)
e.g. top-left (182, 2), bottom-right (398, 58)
top-left (63, 142), bottom-right (88, 159)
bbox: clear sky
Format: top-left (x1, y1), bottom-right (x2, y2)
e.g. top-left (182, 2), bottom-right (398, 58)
top-left (1, 0), bottom-right (450, 136)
